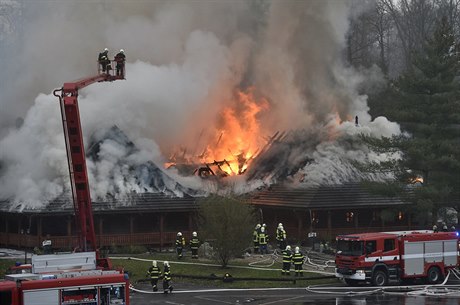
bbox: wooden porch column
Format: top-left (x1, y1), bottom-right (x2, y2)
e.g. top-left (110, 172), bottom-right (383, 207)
top-left (380, 210), bottom-right (385, 230)
top-left (295, 210), bottom-right (302, 241)
top-left (354, 211), bottom-right (359, 229)
top-left (160, 214), bottom-right (164, 250)
top-left (66, 216), bottom-right (72, 249)
top-left (5, 216), bottom-right (9, 246)
top-left (98, 217), bottom-right (104, 247)
top-left (188, 213), bottom-right (193, 233)
top-left (37, 217), bottom-right (42, 248)
top-left (66, 216), bottom-right (72, 236)
top-left (129, 215), bottom-right (134, 234)
top-left (327, 210), bottom-right (332, 239)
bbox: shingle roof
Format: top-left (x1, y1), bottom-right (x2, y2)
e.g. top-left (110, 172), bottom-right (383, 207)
top-left (0, 183), bottom-right (410, 215)
top-left (249, 183), bottom-right (410, 210)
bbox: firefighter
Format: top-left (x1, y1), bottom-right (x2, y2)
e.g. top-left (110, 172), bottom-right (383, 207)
top-left (253, 224), bottom-right (261, 254)
top-left (451, 225), bottom-right (456, 232)
top-left (276, 223), bottom-right (287, 250)
top-left (42, 234), bottom-right (52, 254)
top-left (147, 260), bottom-right (161, 292)
top-left (292, 246), bottom-right (304, 277)
top-left (281, 245), bottom-right (292, 276)
top-left (114, 49), bottom-right (126, 77)
top-left (163, 261), bottom-right (173, 294)
top-left (175, 232), bottom-right (186, 259)
top-left (190, 231), bottom-right (200, 259)
top-left (259, 226), bottom-right (268, 254)
top-left (442, 222), bottom-right (448, 232)
top-left (433, 224), bottom-right (438, 233)
top-left (98, 48), bottom-right (111, 73)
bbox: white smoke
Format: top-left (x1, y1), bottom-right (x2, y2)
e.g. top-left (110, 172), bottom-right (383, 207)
top-left (0, 0), bottom-right (401, 208)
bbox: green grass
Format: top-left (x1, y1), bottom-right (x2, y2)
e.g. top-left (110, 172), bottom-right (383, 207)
top-left (0, 254), bottom-right (338, 289)
top-left (110, 253), bottom-right (338, 288)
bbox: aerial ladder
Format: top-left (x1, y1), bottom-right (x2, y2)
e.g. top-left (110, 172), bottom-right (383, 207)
top-left (53, 57), bottom-right (125, 269)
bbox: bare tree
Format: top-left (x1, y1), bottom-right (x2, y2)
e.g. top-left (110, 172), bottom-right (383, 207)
top-left (382, 0), bottom-right (437, 69)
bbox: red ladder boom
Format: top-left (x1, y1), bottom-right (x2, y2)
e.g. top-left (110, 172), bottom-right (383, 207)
top-left (53, 62), bottom-right (124, 267)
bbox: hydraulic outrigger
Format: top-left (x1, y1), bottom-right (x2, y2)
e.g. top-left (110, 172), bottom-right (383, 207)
top-left (53, 59), bottom-right (125, 268)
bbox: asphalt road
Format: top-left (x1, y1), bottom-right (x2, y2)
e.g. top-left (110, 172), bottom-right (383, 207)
top-left (129, 283), bottom-right (460, 305)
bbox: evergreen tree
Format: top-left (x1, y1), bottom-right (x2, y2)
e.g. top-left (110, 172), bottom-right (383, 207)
top-left (364, 16), bottom-right (460, 224)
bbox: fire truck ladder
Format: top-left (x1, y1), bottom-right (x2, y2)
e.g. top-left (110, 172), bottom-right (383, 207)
top-left (53, 62), bottom-right (124, 269)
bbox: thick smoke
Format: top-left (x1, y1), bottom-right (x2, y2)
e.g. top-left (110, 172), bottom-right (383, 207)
top-left (0, 0), bottom-right (400, 208)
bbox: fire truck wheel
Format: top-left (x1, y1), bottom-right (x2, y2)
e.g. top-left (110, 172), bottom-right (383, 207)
top-left (372, 270), bottom-right (388, 287)
top-left (426, 266), bottom-right (443, 284)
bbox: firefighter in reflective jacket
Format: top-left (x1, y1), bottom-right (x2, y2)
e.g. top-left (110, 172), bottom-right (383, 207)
top-left (176, 232), bottom-right (186, 259)
top-left (281, 245), bottom-right (292, 275)
top-left (276, 223), bottom-right (287, 250)
top-left (292, 246), bottom-right (304, 276)
top-left (98, 48), bottom-right (111, 73)
top-left (114, 49), bottom-right (126, 77)
top-left (258, 226), bottom-right (268, 254)
top-left (190, 231), bottom-right (200, 258)
top-left (163, 261), bottom-right (173, 294)
top-left (147, 260), bottom-right (161, 291)
top-left (253, 224), bottom-right (261, 253)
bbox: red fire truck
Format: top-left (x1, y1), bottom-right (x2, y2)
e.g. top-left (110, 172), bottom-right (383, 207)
top-left (0, 58), bottom-right (129, 304)
top-left (335, 230), bottom-right (459, 286)
top-left (0, 252), bottom-right (129, 305)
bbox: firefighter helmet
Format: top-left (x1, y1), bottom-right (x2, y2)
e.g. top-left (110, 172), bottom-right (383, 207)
top-left (164, 261), bottom-right (169, 266)
top-left (120, 49), bottom-right (124, 53)
top-left (104, 48), bottom-right (108, 52)
top-left (177, 232), bottom-right (182, 236)
top-left (295, 246), bottom-right (300, 253)
top-left (286, 245), bottom-right (291, 251)
top-left (192, 231), bottom-right (197, 237)
top-left (152, 260), bottom-right (157, 267)
top-left (256, 224), bottom-right (261, 229)
top-left (260, 227), bottom-right (265, 233)
top-left (278, 223), bottom-right (282, 227)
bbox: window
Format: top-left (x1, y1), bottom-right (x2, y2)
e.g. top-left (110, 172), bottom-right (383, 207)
top-left (0, 290), bottom-right (12, 305)
top-left (384, 239), bottom-right (395, 252)
top-left (365, 240), bottom-right (376, 254)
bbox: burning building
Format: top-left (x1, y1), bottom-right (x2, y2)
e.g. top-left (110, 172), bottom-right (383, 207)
top-left (0, 1), bottom-right (414, 249)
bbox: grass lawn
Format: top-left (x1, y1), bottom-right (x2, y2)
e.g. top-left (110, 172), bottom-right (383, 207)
top-left (0, 253), bottom-right (339, 289)
top-left (110, 252), bottom-right (338, 288)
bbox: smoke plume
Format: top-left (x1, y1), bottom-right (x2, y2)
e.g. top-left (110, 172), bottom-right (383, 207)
top-left (0, 0), bottom-right (400, 209)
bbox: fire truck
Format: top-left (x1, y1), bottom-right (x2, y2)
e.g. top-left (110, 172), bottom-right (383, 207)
top-left (335, 230), bottom-right (459, 286)
top-left (0, 57), bottom-right (130, 304)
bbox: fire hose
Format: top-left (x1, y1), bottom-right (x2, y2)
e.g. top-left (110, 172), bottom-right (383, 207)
top-left (306, 269), bottom-right (460, 297)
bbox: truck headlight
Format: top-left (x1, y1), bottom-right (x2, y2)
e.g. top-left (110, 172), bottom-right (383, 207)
top-left (355, 270), bottom-right (365, 275)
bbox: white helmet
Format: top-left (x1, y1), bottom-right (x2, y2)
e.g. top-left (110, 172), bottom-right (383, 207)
top-left (164, 261), bottom-right (169, 267)
top-left (192, 231), bottom-right (197, 237)
top-left (286, 245), bottom-right (291, 251)
top-left (120, 49), bottom-right (124, 53)
top-left (177, 232), bottom-right (182, 236)
top-left (295, 246), bottom-right (300, 253)
top-left (256, 224), bottom-right (261, 229)
top-left (278, 223), bottom-right (282, 227)
top-left (152, 260), bottom-right (157, 267)
top-left (104, 48), bottom-right (108, 52)
top-left (260, 227), bottom-right (265, 233)
top-left (262, 223), bottom-right (266, 227)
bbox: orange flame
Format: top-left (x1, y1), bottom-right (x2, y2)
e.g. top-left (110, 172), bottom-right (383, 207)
top-left (201, 88), bottom-right (269, 175)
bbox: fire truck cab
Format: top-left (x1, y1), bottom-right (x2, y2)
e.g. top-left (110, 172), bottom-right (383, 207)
top-left (0, 252), bottom-right (129, 305)
top-left (335, 230), bottom-right (459, 286)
